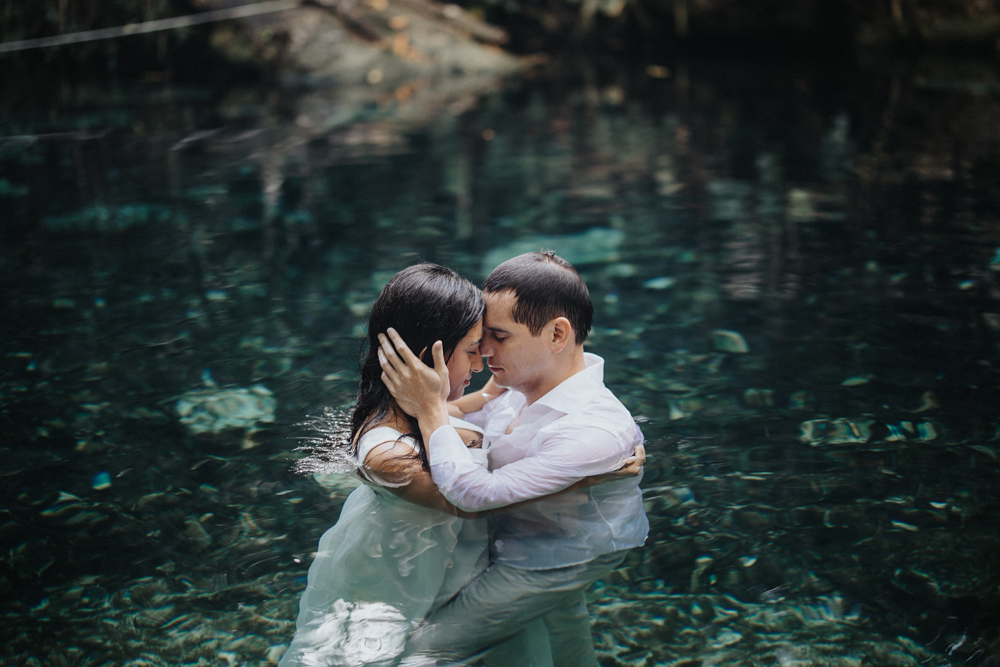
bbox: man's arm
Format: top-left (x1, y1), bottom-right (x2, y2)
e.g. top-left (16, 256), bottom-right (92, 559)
top-left (425, 424), bottom-right (635, 511)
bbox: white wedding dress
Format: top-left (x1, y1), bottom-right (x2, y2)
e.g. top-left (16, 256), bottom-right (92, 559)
top-left (279, 418), bottom-right (491, 667)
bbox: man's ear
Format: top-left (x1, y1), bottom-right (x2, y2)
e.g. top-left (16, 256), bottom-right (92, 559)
top-left (550, 317), bottom-right (573, 354)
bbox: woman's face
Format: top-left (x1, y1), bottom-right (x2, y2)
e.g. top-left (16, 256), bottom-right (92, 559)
top-left (445, 320), bottom-right (484, 401)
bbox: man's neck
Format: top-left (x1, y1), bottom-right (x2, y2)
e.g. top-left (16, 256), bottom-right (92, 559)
top-left (522, 348), bottom-right (588, 406)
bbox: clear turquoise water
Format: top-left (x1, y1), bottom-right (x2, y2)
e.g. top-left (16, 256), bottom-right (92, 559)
top-left (2, 60), bottom-right (999, 665)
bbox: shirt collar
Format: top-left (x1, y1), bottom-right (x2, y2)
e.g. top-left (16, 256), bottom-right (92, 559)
top-left (530, 353), bottom-right (606, 415)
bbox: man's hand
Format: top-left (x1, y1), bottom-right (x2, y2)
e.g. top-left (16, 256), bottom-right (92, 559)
top-left (378, 328), bottom-right (450, 421)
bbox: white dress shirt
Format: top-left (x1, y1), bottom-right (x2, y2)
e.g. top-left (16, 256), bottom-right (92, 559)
top-left (427, 353), bottom-right (648, 570)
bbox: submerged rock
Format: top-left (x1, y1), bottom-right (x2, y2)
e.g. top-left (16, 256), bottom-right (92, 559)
top-left (711, 330), bottom-right (749, 354)
top-left (788, 391), bottom-right (813, 410)
top-left (711, 628), bottom-right (743, 648)
top-left (800, 418), bottom-right (875, 445)
top-left (743, 388), bottom-right (774, 408)
top-left (176, 384), bottom-right (277, 434)
top-left (481, 228), bottom-right (625, 274)
top-left (91, 472), bottom-right (112, 491)
top-left (643, 276), bottom-right (677, 290)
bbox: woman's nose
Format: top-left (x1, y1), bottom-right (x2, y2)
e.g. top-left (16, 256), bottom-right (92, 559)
top-left (472, 351), bottom-right (484, 373)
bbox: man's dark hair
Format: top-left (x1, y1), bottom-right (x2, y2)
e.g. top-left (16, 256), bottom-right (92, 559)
top-left (483, 251), bottom-right (592, 344)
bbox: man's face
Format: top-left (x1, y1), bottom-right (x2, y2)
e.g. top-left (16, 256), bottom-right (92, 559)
top-left (481, 291), bottom-right (552, 394)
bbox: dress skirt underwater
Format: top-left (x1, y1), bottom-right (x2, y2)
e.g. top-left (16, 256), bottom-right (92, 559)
top-left (279, 418), bottom-right (489, 667)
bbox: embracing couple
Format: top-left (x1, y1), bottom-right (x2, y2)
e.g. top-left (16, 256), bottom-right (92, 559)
top-left (280, 252), bottom-right (649, 667)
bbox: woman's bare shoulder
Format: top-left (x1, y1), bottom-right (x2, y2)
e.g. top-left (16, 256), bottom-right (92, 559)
top-left (361, 439), bottom-right (423, 486)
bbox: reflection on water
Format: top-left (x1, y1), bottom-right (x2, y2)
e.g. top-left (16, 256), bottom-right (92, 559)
top-left (2, 60), bottom-right (999, 665)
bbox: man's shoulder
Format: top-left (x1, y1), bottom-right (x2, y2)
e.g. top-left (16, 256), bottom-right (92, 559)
top-left (546, 387), bottom-right (638, 438)
top-left (583, 384), bottom-right (634, 418)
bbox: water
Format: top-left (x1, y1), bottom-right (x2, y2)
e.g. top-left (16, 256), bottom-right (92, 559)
top-left (2, 58), bottom-right (999, 666)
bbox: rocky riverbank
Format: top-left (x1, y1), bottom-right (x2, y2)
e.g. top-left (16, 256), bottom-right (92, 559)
top-left (197, 0), bottom-right (523, 130)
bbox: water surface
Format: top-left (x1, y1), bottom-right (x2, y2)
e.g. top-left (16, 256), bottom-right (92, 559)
top-left (2, 58), bottom-right (999, 666)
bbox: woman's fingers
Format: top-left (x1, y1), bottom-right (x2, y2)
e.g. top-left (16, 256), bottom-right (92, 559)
top-left (633, 443), bottom-right (647, 467)
top-left (385, 328), bottom-right (421, 366)
top-left (619, 459), bottom-right (642, 476)
top-left (614, 444), bottom-right (646, 477)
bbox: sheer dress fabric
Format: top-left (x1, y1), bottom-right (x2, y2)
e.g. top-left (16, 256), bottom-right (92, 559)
top-left (279, 419), bottom-right (487, 667)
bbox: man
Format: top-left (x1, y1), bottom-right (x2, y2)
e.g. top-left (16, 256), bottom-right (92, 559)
top-left (378, 251), bottom-right (648, 666)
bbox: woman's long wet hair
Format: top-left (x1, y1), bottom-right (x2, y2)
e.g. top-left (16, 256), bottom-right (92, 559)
top-left (350, 263), bottom-right (484, 468)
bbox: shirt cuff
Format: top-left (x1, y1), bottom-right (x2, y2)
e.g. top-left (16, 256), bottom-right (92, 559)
top-left (427, 425), bottom-right (477, 482)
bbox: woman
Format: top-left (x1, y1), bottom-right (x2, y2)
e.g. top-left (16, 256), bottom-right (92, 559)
top-left (279, 263), bottom-right (512, 667)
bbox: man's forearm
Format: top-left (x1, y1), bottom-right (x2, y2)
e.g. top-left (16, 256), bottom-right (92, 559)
top-left (426, 428), bottom-right (590, 511)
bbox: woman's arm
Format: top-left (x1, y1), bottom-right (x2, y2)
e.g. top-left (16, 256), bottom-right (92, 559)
top-left (571, 443), bottom-right (646, 489)
top-left (362, 440), bottom-right (475, 517)
top-left (447, 376), bottom-right (507, 418)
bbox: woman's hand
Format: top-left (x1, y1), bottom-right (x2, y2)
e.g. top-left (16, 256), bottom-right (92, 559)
top-left (378, 328), bottom-right (450, 420)
top-left (618, 442), bottom-right (646, 476)
top-left (575, 443), bottom-right (646, 489)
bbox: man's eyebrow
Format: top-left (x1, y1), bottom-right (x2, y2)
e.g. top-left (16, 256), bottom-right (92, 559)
top-left (484, 326), bottom-right (511, 334)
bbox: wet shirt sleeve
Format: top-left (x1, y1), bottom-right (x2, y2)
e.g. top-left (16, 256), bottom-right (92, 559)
top-left (426, 424), bottom-right (631, 512)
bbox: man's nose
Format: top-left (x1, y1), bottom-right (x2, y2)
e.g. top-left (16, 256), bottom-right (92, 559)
top-left (480, 342), bottom-right (495, 359)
